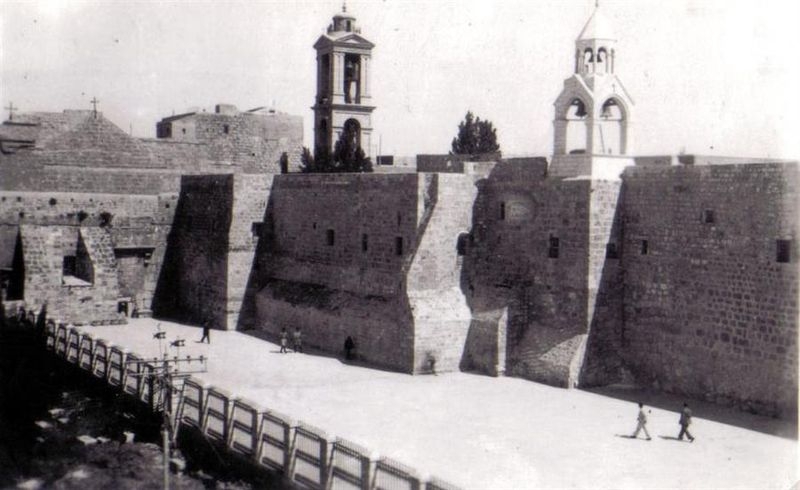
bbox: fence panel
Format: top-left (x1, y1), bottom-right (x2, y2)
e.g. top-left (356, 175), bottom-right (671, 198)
top-left (78, 334), bottom-right (94, 371)
top-left (228, 398), bottom-right (261, 458)
top-left (330, 438), bottom-right (375, 490)
top-left (180, 378), bottom-right (205, 428)
top-left (92, 340), bottom-right (110, 379)
top-left (202, 387), bottom-right (230, 444)
top-left (108, 347), bottom-right (126, 388)
top-left (425, 478), bottom-right (463, 490)
top-left (291, 423), bottom-right (330, 489)
top-left (374, 457), bottom-right (421, 490)
top-left (138, 362), bottom-right (156, 407)
top-left (55, 325), bottom-right (68, 357)
top-left (257, 410), bottom-right (295, 473)
top-left (45, 323), bottom-right (56, 351)
top-left (123, 354), bottom-right (141, 396)
top-left (66, 328), bottom-right (80, 364)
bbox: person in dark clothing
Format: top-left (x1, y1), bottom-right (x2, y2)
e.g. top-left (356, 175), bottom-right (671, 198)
top-left (678, 402), bottom-right (695, 442)
top-left (200, 321), bottom-right (211, 344)
top-left (344, 336), bottom-right (355, 360)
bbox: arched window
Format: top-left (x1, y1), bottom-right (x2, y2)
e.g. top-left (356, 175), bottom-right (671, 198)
top-left (583, 48), bottom-right (594, 73)
top-left (343, 118), bottom-right (361, 148)
top-left (597, 48), bottom-right (608, 73)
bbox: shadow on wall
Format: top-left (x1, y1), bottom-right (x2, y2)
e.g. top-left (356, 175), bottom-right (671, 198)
top-left (458, 160), bottom-right (548, 377)
top-left (457, 158), bottom-right (626, 387)
top-left (579, 181), bottom-right (625, 387)
top-left (236, 190), bottom-right (276, 332)
top-left (152, 176), bottom-right (233, 329)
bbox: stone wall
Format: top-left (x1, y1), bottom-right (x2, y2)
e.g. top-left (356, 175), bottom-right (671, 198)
top-left (153, 175), bottom-right (234, 329)
top-left (621, 162), bottom-right (799, 417)
top-left (17, 225), bottom-right (123, 325)
top-left (252, 172), bottom-right (478, 373)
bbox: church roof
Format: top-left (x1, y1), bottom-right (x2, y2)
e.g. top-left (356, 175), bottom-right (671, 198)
top-left (577, 7), bottom-right (616, 41)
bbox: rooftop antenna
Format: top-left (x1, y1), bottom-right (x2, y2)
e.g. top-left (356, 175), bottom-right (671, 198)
top-left (4, 102), bottom-right (17, 121)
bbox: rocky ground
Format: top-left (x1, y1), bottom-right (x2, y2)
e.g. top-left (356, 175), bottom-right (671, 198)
top-left (0, 320), bottom-right (255, 490)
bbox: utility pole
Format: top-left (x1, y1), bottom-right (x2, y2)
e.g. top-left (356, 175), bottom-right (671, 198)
top-left (128, 331), bottom-right (207, 490)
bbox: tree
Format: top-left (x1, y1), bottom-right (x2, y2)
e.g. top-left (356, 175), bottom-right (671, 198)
top-left (302, 124), bottom-right (373, 173)
top-left (450, 111), bottom-right (500, 156)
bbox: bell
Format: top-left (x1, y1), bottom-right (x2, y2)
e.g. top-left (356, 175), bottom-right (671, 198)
top-left (575, 106), bottom-right (587, 118)
top-left (600, 106), bottom-right (612, 119)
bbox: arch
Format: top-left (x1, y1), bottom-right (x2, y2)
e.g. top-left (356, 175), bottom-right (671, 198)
top-left (597, 47), bottom-right (608, 73)
top-left (597, 97), bottom-right (628, 155)
top-left (343, 118), bottom-right (361, 148)
top-left (583, 48), bottom-right (594, 73)
top-left (564, 98), bottom-right (589, 154)
top-left (565, 98), bottom-right (588, 119)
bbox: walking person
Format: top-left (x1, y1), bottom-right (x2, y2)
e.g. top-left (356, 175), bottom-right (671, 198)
top-left (199, 320), bottom-right (211, 344)
top-left (630, 402), bottom-right (652, 440)
top-left (292, 327), bottom-right (303, 353)
top-left (279, 327), bottom-right (289, 353)
top-left (678, 402), bottom-right (695, 442)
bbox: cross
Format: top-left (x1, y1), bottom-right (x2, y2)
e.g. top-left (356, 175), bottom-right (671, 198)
top-left (90, 97), bottom-right (99, 118)
top-left (5, 102), bottom-right (17, 121)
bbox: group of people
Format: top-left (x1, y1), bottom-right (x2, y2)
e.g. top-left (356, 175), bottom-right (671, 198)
top-left (631, 402), bottom-right (695, 442)
top-left (279, 327), bottom-right (304, 353)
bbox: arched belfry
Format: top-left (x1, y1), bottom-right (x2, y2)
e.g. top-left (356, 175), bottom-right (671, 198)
top-left (312, 5), bottom-right (375, 158)
top-left (551, 3), bottom-right (634, 176)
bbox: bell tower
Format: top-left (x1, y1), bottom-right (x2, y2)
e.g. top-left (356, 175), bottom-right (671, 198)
top-left (312, 5), bottom-right (375, 158)
top-left (551, 2), bottom-right (634, 177)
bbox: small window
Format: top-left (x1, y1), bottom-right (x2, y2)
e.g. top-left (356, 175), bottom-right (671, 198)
top-left (548, 236), bottom-right (560, 259)
top-left (641, 240), bottom-right (649, 255)
top-left (326, 229), bottom-right (335, 246)
top-left (251, 222), bottom-right (264, 237)
top-left (703, 209), bottom-right (715, 224)
top-left (362, 234), bottom-right (368, 252)
top-left (181, 128), bottom-right (186, 134)
top-left (63, 256), bottom-right (76, 276)
top-left (223, 124), bottom-right (230, 134)
top-left (395, 237), bottom-right (404, 256)
top-left (777, 239), bottom-right (792, 263)
top-left (499, 202), bottom-right (506, 221)
top-left (606, 243), bottom-right (619, 259)
top-left (49, 198), bottom-right (57, 206)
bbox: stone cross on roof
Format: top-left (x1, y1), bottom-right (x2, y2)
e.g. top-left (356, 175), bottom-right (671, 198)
top-left (5, 102), bottom-right (17, 121)
top-left (90, 97), bottom-right (100, 118)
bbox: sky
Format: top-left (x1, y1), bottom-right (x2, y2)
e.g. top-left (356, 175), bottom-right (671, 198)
top-left (1, 0), bottom-right (798, 159)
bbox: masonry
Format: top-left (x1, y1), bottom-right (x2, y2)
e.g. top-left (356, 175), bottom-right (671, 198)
top-left (247, 172), bottom-right (476, 373)
top-left (620, 162), bottom-right (798, 416)
top-left (0, 107), bottom-right (303, 326)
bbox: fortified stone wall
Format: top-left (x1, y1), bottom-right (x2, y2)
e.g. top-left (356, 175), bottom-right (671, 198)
top-left (252, 172), bottom-right (478, 373)
top-left (153, 175), bottom-right (234, 329)
top-left (465, 164), bottom-right (595, 387)
top-left (228, 174), bottom-right (274, 329)
top-left (621, 162), bottom-right (799, 417)
top-left (253, 173), bottom-right (424, 371)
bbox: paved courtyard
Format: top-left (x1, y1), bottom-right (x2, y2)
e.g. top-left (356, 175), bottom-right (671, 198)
top-left (81, 319), bottom-right (797, 489)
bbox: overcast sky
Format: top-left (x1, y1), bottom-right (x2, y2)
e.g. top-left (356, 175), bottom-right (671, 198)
top-left (1, 0), bottom-right (797, 159)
